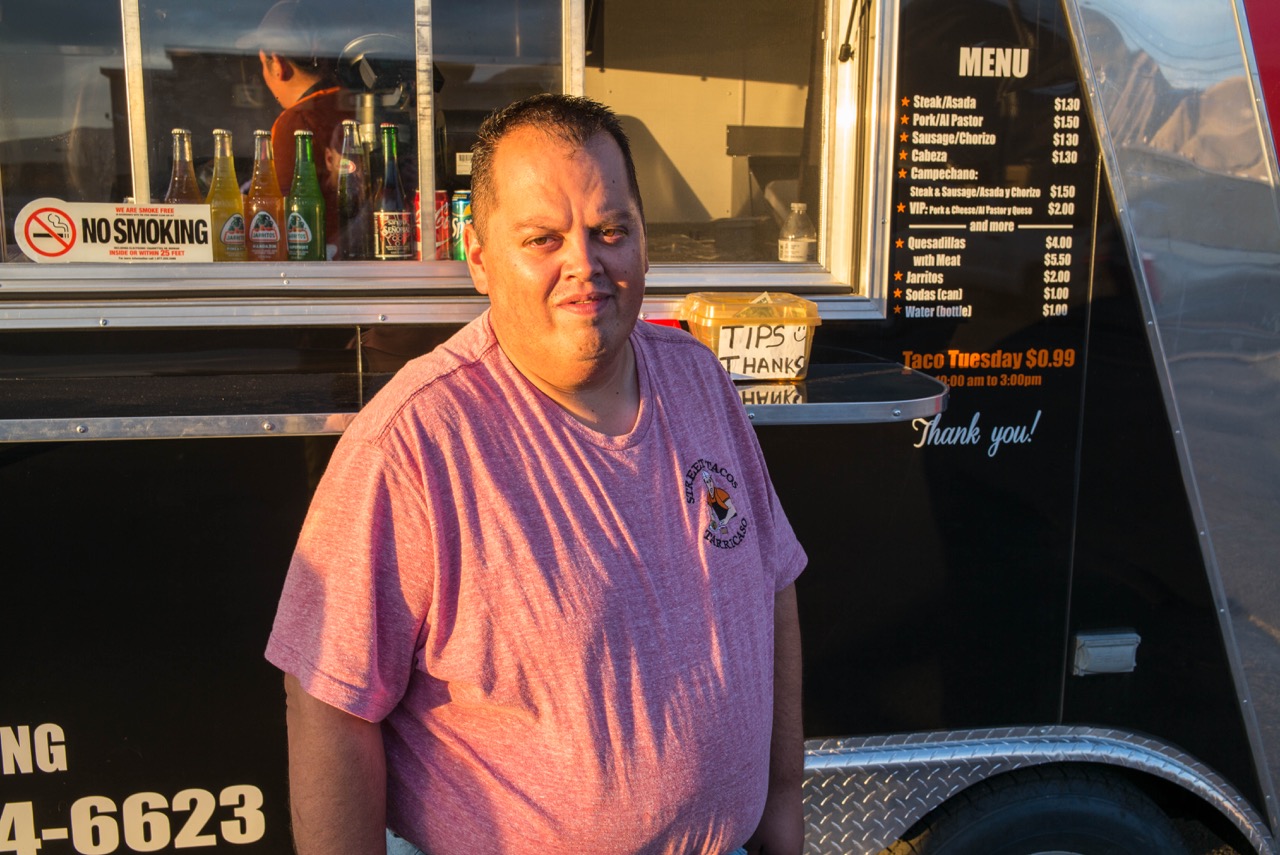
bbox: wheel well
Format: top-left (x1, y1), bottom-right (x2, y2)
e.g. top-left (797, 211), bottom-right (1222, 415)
top-left (1101, 764), bottom-right (1256, 854)
top-left (892, 762), bottom-right (1256, 855)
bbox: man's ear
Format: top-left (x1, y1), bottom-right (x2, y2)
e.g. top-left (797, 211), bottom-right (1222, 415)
top-left (261, 51), bottom-right (292, 81)
top-left (463, 223), bottom-right (489, 295)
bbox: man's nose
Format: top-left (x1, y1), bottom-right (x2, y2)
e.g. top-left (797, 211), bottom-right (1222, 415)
top-left (561, 229), bottom-right (603, 280)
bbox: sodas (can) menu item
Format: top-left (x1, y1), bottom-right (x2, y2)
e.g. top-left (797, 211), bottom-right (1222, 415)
top-left (450, 190), bottom-right (472, 261)
top-left (373, 123), bottom-right (413, 260)
top-left (336, 119), bottom-right (373, 261)
top-left (207, 129), bottom-right (246, 262)
top-left (246, 129), bottom-right (286, 262)
top-left (163, 128), bottom-right (202, 205)
top-left (286, 130), bottom-right (326, 261)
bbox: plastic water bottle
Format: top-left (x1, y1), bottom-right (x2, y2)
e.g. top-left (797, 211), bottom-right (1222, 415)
top-left (777, 202), bottom-right (816, 262)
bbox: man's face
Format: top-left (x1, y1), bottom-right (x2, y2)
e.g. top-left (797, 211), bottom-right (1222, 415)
top-left (465, 127), bottom-right (647, 390)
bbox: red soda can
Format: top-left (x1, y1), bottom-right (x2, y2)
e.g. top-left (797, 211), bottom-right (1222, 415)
top-left (413, 191), bottom-right (422, 261)
top-left (434, 190), bottom-right (449, 260)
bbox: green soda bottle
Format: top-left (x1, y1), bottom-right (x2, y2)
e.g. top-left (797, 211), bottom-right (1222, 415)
top-left (286, 130), bottom-right (325, 261)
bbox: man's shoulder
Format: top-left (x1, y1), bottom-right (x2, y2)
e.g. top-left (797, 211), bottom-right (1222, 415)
top-left (293, 86), bottom-right (347, 116)
top-left (347, 316), bottom-right (499, 442)
top-left (633, 320), bottom-right (736, 393)
top-left (633, 320), bottom-right (719, 368)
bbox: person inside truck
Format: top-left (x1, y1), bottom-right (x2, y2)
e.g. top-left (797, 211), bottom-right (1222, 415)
top-left (240, 0), bottom-right (349, 240)
top-left (265, 93), bottom-right (806, 855)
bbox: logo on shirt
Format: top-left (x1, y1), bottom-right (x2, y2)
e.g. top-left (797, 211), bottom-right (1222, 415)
top-left (684, 458), bottom-right (750, 549)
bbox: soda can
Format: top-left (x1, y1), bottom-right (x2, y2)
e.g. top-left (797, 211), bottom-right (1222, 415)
top-left (434, 190), bottom-right (449, 260)
top-left (450, 190), bottom-right (472, 262)
top-left (413, 190), bottom-right (422, 261)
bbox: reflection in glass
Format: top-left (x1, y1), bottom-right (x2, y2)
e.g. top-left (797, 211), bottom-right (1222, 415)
top-left (138, 0), bottom-right (420, 261)
top-left (0, 4), bottom-right (127, 262)
top-left (584, 0), bottom-right (823, 264)
top-left (432, 0), bottom-right (563, 190)
top-left (1071, 0), bottom-right (1280, 815)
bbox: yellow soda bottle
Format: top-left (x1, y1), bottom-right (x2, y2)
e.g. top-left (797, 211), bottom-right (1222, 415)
top-left (246, 130), bottom-right (286, 261)
top-left (207, 129), bottom-right (246, 262)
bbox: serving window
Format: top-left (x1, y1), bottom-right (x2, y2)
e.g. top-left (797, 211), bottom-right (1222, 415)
top-left (0, 0), bottom-right (889, 318)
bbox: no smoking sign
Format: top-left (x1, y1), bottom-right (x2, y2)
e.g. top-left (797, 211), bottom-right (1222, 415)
top-left (22, 206), bottom-right (78, 258)
top-left (15, 197), bottom-right (213, 263)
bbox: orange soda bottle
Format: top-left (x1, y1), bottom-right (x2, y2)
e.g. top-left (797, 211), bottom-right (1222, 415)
top-left (246, 130), bottom-right (286, 261)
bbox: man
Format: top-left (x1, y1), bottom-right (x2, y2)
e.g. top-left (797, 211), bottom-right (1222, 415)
top-left (266, 94), bottom-right (806, 855)
top-left (242, 0), bottom-right (348, 241)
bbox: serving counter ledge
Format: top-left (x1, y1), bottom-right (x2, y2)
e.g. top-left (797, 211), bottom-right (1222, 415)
top-left (0, 356), bottom-right (947, 442)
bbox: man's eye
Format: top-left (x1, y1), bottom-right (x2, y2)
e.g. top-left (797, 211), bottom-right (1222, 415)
top-left (598, 228), bottom-right (628, 243)
top-left (525, 235), bottom-right (555, 247)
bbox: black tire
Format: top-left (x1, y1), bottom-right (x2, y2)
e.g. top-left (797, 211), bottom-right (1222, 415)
top-left (886, 766), bottom-right (1191, 855)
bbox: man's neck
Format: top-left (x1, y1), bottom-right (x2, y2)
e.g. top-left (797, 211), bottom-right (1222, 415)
top-left (279, 76), bottom-right (326, 109)
top-left (506, 340), bottom-right (641, 437)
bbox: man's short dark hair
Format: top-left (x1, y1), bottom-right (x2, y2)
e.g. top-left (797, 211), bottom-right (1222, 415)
top-left (469, 93), bottom-right (644, 242)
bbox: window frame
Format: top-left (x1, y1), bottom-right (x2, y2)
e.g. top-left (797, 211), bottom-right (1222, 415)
top-left (0, 0), bottom-right (896, 326)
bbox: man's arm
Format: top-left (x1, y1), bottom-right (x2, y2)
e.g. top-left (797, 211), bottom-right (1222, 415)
top-left (746, 582), bottom-right (805, 855)
top-left (284, 672), bottom-right (388, 855)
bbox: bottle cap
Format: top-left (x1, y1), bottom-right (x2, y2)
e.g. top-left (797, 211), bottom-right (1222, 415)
top-left (294, 129), bottom-right (314, 137)
top-left (791, 202), bottom-right (807, 212)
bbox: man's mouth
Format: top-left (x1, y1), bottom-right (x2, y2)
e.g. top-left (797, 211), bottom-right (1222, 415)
top-left (563, 292), bottom-right (611, 307)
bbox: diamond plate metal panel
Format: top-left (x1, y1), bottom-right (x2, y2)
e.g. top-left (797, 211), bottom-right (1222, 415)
top-left (801, 726), bottom-right (1275, 854)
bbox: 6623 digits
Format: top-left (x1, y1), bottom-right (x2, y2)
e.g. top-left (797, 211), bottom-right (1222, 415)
top-left (2, 784), bottom-right (265, 854)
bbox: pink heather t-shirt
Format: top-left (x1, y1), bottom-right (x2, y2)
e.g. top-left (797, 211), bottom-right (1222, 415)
top-left (266, 313), bottom-right (806, 855)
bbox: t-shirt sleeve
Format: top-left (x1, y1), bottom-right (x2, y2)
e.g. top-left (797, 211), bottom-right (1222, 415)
top-left (697, 338), bottom-right (808, 592)
top-left (265, 436), bottom-right (434, 722)
top-left (760, 455), bottom-right (807, 591)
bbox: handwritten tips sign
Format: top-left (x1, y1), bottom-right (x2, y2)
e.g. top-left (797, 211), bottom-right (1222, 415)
top-left (716, 322), bottom-right (813, 380)
top-left (681, 292), bottom-right (822, 381)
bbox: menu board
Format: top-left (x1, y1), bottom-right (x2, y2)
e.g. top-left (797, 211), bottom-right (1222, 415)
top-left (887, 12), bottom-right (1098, 349)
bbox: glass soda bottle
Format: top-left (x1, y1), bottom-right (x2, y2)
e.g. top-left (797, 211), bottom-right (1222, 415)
top-left (163, 128), bottom-right (202, 204)
top-left (286, 130), bottom-right (326, 261)
top-left (777, 201), bottom-right (817, 262)
top-left (207, 129), bottom-right (246, 262)
top-left (373, 123), bottom-right (413, 261)
top-left (246, 129), bottom-right (286, 262)
top-left (335, 120), bottom-right (372, 260)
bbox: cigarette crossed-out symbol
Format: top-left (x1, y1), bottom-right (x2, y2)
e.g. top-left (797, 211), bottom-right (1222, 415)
top-left (24, 207), bottom-right (77, 257)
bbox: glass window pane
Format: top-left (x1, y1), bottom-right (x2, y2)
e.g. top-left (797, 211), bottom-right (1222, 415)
top-left (0, 3), bottom-right (127, 262)
top-left (138, 0), bottom-right (421, 262)
top-left (584, 0), bottom-right (823, 264)
top-left (431, 0), bottom-right (562, 226)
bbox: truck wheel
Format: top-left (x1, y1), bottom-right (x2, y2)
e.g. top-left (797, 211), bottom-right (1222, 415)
top-left (886, 766), bottom-right (1191, 855)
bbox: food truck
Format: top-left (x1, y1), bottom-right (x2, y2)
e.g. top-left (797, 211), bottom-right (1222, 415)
top-left (3, 0), bottom-right (1279, 852)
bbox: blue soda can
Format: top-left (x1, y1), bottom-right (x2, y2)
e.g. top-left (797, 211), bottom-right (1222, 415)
top-left (450, 190), bottom-right (472, 261)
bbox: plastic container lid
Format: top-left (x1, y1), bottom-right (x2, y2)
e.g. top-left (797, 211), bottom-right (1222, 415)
top-left (679, 291), bottom-right (823, 326)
